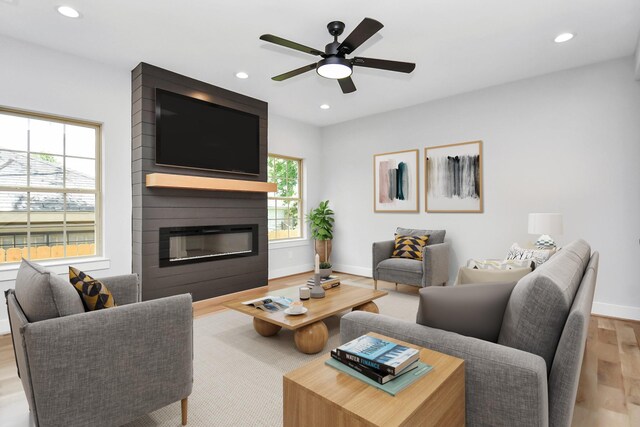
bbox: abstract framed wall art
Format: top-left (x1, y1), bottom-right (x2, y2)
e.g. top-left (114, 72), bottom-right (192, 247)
top-left (373, 149), bottom-right (419, 212)
top-left (425, 140), bottom-right (483, 213)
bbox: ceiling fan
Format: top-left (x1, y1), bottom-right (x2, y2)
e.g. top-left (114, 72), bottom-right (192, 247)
top-left (260, 18), bottom-right (416, 94)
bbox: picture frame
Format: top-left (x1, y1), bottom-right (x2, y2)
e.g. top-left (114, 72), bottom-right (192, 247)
top-left (425, 140), bottom-right (483, 213)
top-left (373, 149), bottom-right (419, 213)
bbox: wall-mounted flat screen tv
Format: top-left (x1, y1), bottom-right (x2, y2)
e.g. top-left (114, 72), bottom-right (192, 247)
top-left (155, 89), bottom-right (260, 175)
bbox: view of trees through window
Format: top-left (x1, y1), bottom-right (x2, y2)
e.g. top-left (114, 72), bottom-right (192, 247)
top-left (0, 109), bottom-right (100, 263)
top-left (267, 155), bottom-right (302, 240)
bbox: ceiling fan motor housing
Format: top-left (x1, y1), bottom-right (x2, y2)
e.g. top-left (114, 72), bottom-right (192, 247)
top-left (327, 21), bottom-right (345, 37)
top-left (325, 41), bottom-right (341, 56)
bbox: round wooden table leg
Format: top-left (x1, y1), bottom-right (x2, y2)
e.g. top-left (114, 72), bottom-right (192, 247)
top-left (253, 317), bottom-right (281, 337)
top-left (352, 301), bottom-right (379, 314)
top-left (294, 321), bottom-right (329, 354)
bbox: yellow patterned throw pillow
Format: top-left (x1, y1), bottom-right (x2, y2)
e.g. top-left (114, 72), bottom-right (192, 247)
top-left (391, 234), bottom-right (429, 260)
top-left (69, 267), bottom-right (116, 311)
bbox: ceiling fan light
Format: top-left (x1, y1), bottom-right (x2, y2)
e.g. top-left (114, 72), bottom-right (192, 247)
top-left (316, 57), bottom-right (352, 79)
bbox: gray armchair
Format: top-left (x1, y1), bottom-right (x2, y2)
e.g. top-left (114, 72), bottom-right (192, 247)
top-left (5, 260), bottom-right (193, 427)
top-left (345, 239), bottom-right (598, 427)
top-left (372, 228), bottom-right (450, 289)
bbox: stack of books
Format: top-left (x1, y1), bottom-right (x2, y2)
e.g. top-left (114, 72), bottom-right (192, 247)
top-left (307, 275), bottom-right (340, 290)
top-left (330, 335), bottom-right (422, 385)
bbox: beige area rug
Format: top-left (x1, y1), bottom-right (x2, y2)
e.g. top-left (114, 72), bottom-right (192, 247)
top-left (125, 281), bottom-right (419, 427)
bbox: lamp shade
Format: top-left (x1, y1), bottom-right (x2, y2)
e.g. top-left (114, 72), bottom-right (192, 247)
top-left (528, 213), bottom-right (563, 236)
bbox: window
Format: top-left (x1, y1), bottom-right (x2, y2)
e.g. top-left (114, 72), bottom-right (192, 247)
top-left (0, 107), bottom-right (100, 264)
top-left (267, 155), bottom-right (302, 241)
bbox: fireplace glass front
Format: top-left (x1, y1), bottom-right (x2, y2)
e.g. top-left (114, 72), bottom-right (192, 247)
top-left (159, 224), bottom-right (258, 267)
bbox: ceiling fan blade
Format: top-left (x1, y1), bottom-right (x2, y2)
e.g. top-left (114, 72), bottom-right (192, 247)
top-left (352, 57), bottom-right (416, 73)
top-left (338, 76), bottom-right (357, 94)
top-left (260, 34), bottom-right (324, 56)
top-left (338, 18), bottom-right (384, 55)
top-left (271, 63), bottom-right (317, 81)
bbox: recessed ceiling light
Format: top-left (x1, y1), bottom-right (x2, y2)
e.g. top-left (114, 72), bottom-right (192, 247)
top-left (320, 104), bottom-right (330, 110)
top-left (235, 72), bottom-right (249, 79)
top-left (57, 6), bottom-right (81, 18)
top-left (554, 33), bottom-right (574, 43)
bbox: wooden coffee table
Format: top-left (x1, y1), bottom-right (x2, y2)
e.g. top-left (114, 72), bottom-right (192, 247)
top-left (223, 284), bottom-right (388, 354)
top-left (283, 333), bottom-right (465, 427)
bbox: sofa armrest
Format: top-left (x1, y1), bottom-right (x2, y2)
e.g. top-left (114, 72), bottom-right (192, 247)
top-left (422, 242), bottom-right (450, 286)
top-left (99, 273), bottom-right (140, 305)
top-left (416, 281), bottom-right (517, 342)
top-left (372, 240), bottom-right (395, 279)
top-left (21, 294), bottom-right (193, 427)
top-left (341, 312), bottom-right (548, 427)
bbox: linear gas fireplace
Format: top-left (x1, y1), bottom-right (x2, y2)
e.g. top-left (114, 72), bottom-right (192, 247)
top-left (159, 224), bottom-right (258, 267)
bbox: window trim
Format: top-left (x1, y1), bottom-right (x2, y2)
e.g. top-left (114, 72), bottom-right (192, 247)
top-left (0, 105), bottom-right (102, 262)
top-left (267, 153), bottom-right (303, 242)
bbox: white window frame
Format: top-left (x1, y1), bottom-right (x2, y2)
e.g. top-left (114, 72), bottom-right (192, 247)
top-left (267, 154), bottom-right (303, 242)
top-left (0, 106), bottom-right (102, 263)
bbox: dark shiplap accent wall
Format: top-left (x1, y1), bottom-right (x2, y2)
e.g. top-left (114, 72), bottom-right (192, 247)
top-left (131, 63), bottom-right (268, 301)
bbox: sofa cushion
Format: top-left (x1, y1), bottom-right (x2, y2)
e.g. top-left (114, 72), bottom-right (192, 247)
top-left (377, 257), bottom-right (423, 274)
top-left (14, 259), bottom-right (85, 322)
top-left (376, 258), bottom-right (423, 285)
top-left (69, 267), bottom-right (117, 311)
top-left (396, 228), bottom-right (445, 245)
top-left (391, 234), bottom-right (429, 260)
top-left (498, 239), bottom-right (591, 372)
top-left (417, 281), bottom-right (518, 342)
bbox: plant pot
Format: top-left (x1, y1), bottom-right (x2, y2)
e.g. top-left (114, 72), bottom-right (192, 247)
top-left (319, 268), bottom-right (332, 279)
top-left (314, 239), bottom-right (332, 263)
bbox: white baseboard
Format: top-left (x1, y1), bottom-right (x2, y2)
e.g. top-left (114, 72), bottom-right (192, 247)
top-left (332, 264), bottom-right (372, 278)
top-left (592, 302), bottom-right (640, 321)
top-left (0, 319), bottom-right (9, 335)
top-left (268, 263), bottom-right (314, 280)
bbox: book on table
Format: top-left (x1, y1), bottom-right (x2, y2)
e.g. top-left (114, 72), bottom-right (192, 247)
top-left (335, 334), bottom-right (420, 375)
top-left (241, 296), bottom-right (293, 312)
top-left (325, 357), bottom-right (433, 396)
top-left (306, 275), bottom-right (340, 290)
top-left (330, 349), bottom-right (420, 384)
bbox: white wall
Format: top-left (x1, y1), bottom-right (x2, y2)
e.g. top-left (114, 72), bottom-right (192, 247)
top-left (0, 36), bottom-right (133, 332)
top-left (268, 114), bottom-right (323, 279)
top-left (321, 57), bottom-right (640, 320)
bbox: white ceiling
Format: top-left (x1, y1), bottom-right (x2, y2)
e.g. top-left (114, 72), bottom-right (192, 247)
top-left (1, 0), bottom-right (639, 127)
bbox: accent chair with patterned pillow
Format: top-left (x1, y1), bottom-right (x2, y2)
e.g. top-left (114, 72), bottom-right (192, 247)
top-left (5, 262), bottom-right (193, 426)
top-left (372, 227), bottom-right (450, 289)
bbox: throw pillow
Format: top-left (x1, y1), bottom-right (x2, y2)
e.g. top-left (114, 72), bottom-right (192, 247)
top-left (391, 234), bottom-right (429, 260)
top-left (467, 258), bottom-right (535, 270)
top-left (505, 243), bottom-right (554, 268)
top-left (69, 267), bottom-right (116, 311)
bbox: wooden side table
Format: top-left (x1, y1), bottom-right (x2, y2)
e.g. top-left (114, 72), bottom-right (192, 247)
top-left (283, 333), bottom-right (465, 427)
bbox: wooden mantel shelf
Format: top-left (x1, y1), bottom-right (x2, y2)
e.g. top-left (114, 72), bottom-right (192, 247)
top-left (145, 173), bottom-right (277, 193)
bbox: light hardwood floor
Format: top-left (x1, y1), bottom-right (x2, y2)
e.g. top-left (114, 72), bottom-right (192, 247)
top-left (0, 272), bottom-right (639, 426)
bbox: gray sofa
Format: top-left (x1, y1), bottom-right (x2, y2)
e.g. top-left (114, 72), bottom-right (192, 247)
top-left (5, 260), bottom-right (193, 427)
top-left (344, 239), bottom-right (597, 427)
top-left (372, 228), bottom-right (450, 289)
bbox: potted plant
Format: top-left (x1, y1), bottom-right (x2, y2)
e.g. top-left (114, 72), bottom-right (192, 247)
top-left (319, 262), bottom-right (332, 279)
top-left (306, 200), bottom-right (334, 263)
